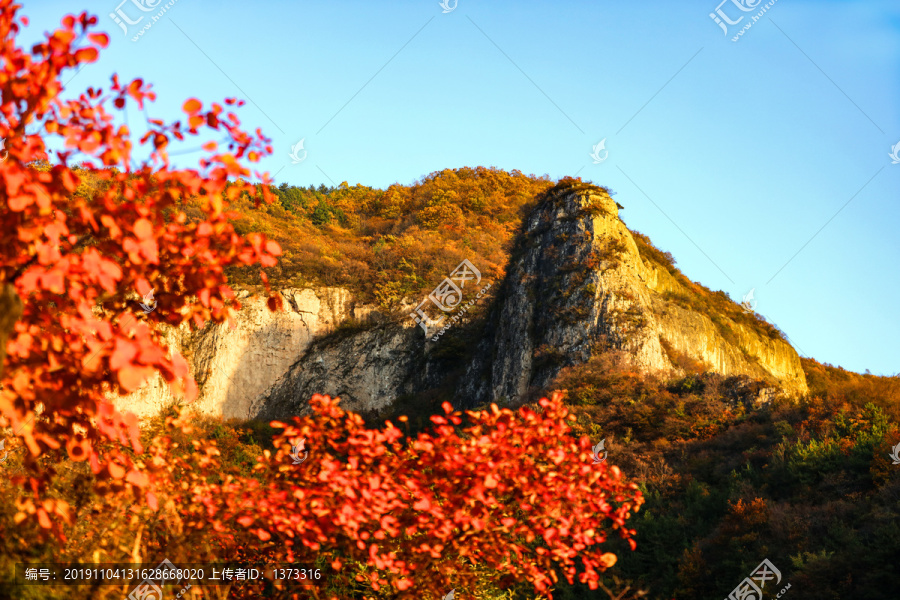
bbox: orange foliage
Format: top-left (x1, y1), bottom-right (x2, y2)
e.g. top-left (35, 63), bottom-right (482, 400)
top-left (0, 6), bottom-right (644, 598)
top-left (802, 357), bottom-right (900, 421)
top-left (131, 393), bottom-right (643, 597)
top-left (229, 167), bottom-right (554, 309)
top-left (0, 1), bottom-right (280, 534)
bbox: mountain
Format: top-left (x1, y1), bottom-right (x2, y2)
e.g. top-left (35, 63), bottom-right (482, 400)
top-left (62, 169), bottom-right (900, 598)
top-left (115, 178), bottom-right (807, 421)
top-left (457, 180), bottom-right (806, 406)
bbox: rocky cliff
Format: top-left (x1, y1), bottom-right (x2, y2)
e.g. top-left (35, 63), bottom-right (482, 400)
top-left (456, 183), bottom-right (806, 406)
top-left (113, 287), bottom-right (376, 419)
top-left (117, 183), bottom-right (807, 421)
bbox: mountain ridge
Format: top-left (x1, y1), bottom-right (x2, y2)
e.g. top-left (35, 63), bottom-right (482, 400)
top-left (456, 179), bottom-right (806, 409)
top-left (114, 173), bottom-right (808, 420)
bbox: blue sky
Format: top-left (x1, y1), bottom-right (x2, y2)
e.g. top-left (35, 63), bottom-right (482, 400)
top-left (19, 0), bottom-right (900, 376)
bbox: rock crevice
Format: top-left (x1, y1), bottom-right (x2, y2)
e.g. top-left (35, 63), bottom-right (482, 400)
top-left (117, 185), bottom-right (807, 420)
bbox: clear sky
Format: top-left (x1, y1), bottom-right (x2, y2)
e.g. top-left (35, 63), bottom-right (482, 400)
top-left (18, 0), bottom-right (900, 376)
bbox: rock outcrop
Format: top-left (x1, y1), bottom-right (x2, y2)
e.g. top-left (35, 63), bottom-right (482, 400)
top-left (252, 324), bottom-right (423, 420)
top-left (114, 288), bottom-right (373, 419)
top-left (455, 184), bottom-right (806, 407)
top-left (117, 183), bottom-right (807, 421)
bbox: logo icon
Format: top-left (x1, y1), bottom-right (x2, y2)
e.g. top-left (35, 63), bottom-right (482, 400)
top-left (709, 0), bottom-right (763, 35)
top-left (289, 139), bottom-right (307, 164)
top-left (726, 558), bottom-right (783, 600)
top-left (127, 558), bottom-right (177, 600)
top-left (443, 590), bottom-right (455, 600)
top-left (751, 558), bottom-right (781, 586)
top-left (889, 442), bottom-right (900, 465)
top-left (289, 439), bottom-right (308, 465)
top-left (890, 141), bottom-right (900, 164)
top-left (741, 288), bottom-right (757, 313)
top-left (139, 289), bottom-right (157, 314)
top-left (110, 0), bottom-right (163, 35)
top-left (0, 138), bottom-right (7, 163)
top-left (590, 138), bottom-right (609, 164)
top-left (592, 439), bottom-right (607, 464)
top-left (411, 258), bottom-right (482, 337)
top-left (0, 439), bottom-right (8, 463)
top-left (439, 0), bottom-right (457, 13)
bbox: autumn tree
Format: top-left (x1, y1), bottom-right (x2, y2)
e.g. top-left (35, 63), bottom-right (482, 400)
top-left (132, 393), bottom-right (644, 599)
top-left (0, 0), bottom-right (281, 532)
top-left (0, 5), bottom-right (645, 599)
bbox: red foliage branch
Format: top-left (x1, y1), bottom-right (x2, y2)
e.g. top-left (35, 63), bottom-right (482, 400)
top-left (150, 393), bottom-right (643, 598)
top-left (0, 0), bottom-right (281, 533)
top-left (0, 6), bottom-right (644, 597)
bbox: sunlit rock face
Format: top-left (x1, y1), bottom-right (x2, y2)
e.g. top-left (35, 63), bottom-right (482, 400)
top-left (117, 186), bottom-right (806, 421)
top-left (114, 288), bottom-right (366, 419)
top-left (455, 185), bottom-right (806, 407)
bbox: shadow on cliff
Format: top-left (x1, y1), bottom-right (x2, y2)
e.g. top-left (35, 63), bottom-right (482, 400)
top-left (219, 309), bottom-right (501, 436)
top-left (191, 318), bottom-right (310, 421)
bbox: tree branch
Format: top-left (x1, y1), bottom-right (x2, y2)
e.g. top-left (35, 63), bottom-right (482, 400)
top-left (0, 282), bottom-right (23, 379)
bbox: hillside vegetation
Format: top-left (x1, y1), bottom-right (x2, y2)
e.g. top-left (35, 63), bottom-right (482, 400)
top-left (539, 351), bottom-right (900, 599)
top-left (67, 164), bottom-right (788, 348)
top-left (223, 166), bottom-right (554, 310)
top-left (20, 165), bottom-right (897, 598)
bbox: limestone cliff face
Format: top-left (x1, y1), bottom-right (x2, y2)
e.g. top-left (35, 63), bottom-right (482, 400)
top-left (648, 293), bottom-right (807, 396)
top-left (252, 324), bottom-right (423, 420)
top-left (118, 185), bottom-right (807, 421)
top-left (456, 185), bottom-right (807, 407)
top-left (113, 288), bottom-right (374, 419)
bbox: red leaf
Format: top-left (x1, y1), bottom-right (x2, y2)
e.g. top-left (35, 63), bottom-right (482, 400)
top-left (74, 47), bottom-right (98, 63)
top-left (265, 240), bottom-right (281, 255)
top-left (133, 219), bottom-right (153, 240)
top-left (126, 469), bottom-right (149, 487)
top-left (118, 365), bottom-right (152, 392)
top-left (88, 32), bottom-right (109, 48)
top-left (109, 339), bottom-right (138, 371)
top-left (183, 98), bottom-right (202, 114)
top-left (108, 462), bottom-right (126, 479)
top-left (37, 509), bottom-right (51, 529)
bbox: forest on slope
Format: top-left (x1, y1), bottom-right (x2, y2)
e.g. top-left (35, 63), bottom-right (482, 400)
top-left (10, 164), bottom-right (898, 599)
top-left (232, 168), bottom-right (900, 598)
top-left (3, 6), bottom-right (896, 598)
